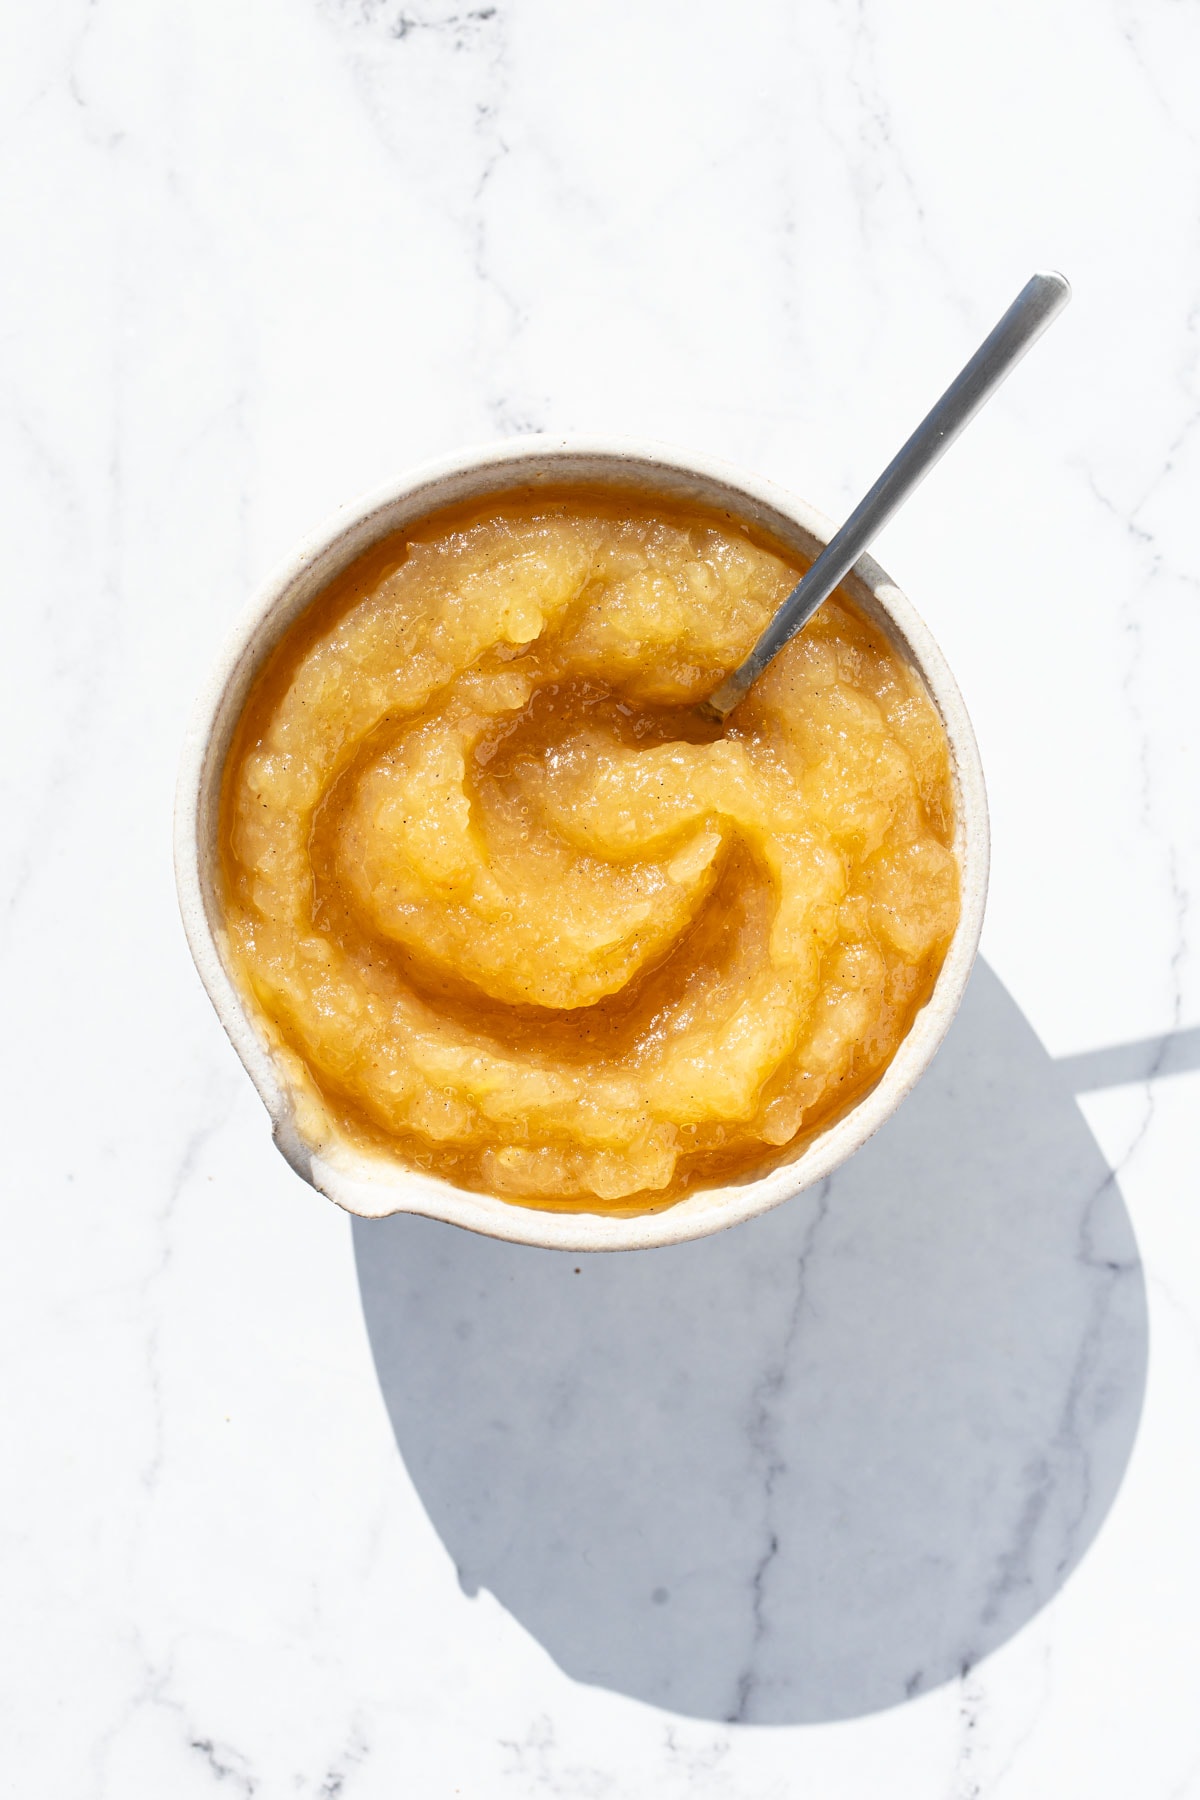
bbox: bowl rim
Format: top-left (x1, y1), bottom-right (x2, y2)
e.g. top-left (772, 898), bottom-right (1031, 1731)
top-left (174, 433), bottom-right (989, 1252)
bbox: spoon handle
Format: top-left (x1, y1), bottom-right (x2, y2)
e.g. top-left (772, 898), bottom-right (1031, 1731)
top-left (702, 270), bottom-right (1072, 721)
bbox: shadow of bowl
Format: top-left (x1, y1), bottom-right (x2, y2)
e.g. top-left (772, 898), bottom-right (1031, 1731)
top-left (354, 960), bottom-right (1148, 1723)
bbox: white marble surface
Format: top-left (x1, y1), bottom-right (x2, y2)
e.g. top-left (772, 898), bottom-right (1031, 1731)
top-left (3, 1), bottom-right (1200, 1793)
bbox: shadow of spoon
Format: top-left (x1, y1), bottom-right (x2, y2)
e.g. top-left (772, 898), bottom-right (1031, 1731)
top-left (353, 961), bottom-right (1176, 1723)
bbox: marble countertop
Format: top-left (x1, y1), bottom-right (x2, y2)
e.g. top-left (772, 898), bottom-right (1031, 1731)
top-left (4, 2), bottom-right (1199, 1794)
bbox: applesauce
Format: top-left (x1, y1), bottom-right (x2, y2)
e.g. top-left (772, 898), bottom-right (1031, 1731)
top-left (218, 490), bottom-right (959, 1211)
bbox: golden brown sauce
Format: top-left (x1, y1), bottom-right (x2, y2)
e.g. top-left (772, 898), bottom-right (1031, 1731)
top-left (219, 488), bottom-right (959, 1211)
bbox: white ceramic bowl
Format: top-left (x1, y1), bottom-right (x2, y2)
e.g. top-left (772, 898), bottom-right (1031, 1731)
top-left (175, 436), bottom-right (988, 1252)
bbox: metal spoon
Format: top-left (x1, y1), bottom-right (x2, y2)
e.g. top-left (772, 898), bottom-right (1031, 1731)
top-left (700, 270), bottom-right (1072, 722)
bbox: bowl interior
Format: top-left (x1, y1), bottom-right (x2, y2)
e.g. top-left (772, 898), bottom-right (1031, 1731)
top-left (176, 438), bottom-right (988, 1251)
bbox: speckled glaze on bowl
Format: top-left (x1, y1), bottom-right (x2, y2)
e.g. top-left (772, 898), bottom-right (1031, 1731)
top-left (174, 437), bottom-right (988, 1252)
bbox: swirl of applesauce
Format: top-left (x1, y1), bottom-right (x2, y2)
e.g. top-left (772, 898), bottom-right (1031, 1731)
top-left (220, 494), bottom-right (959, 1209)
